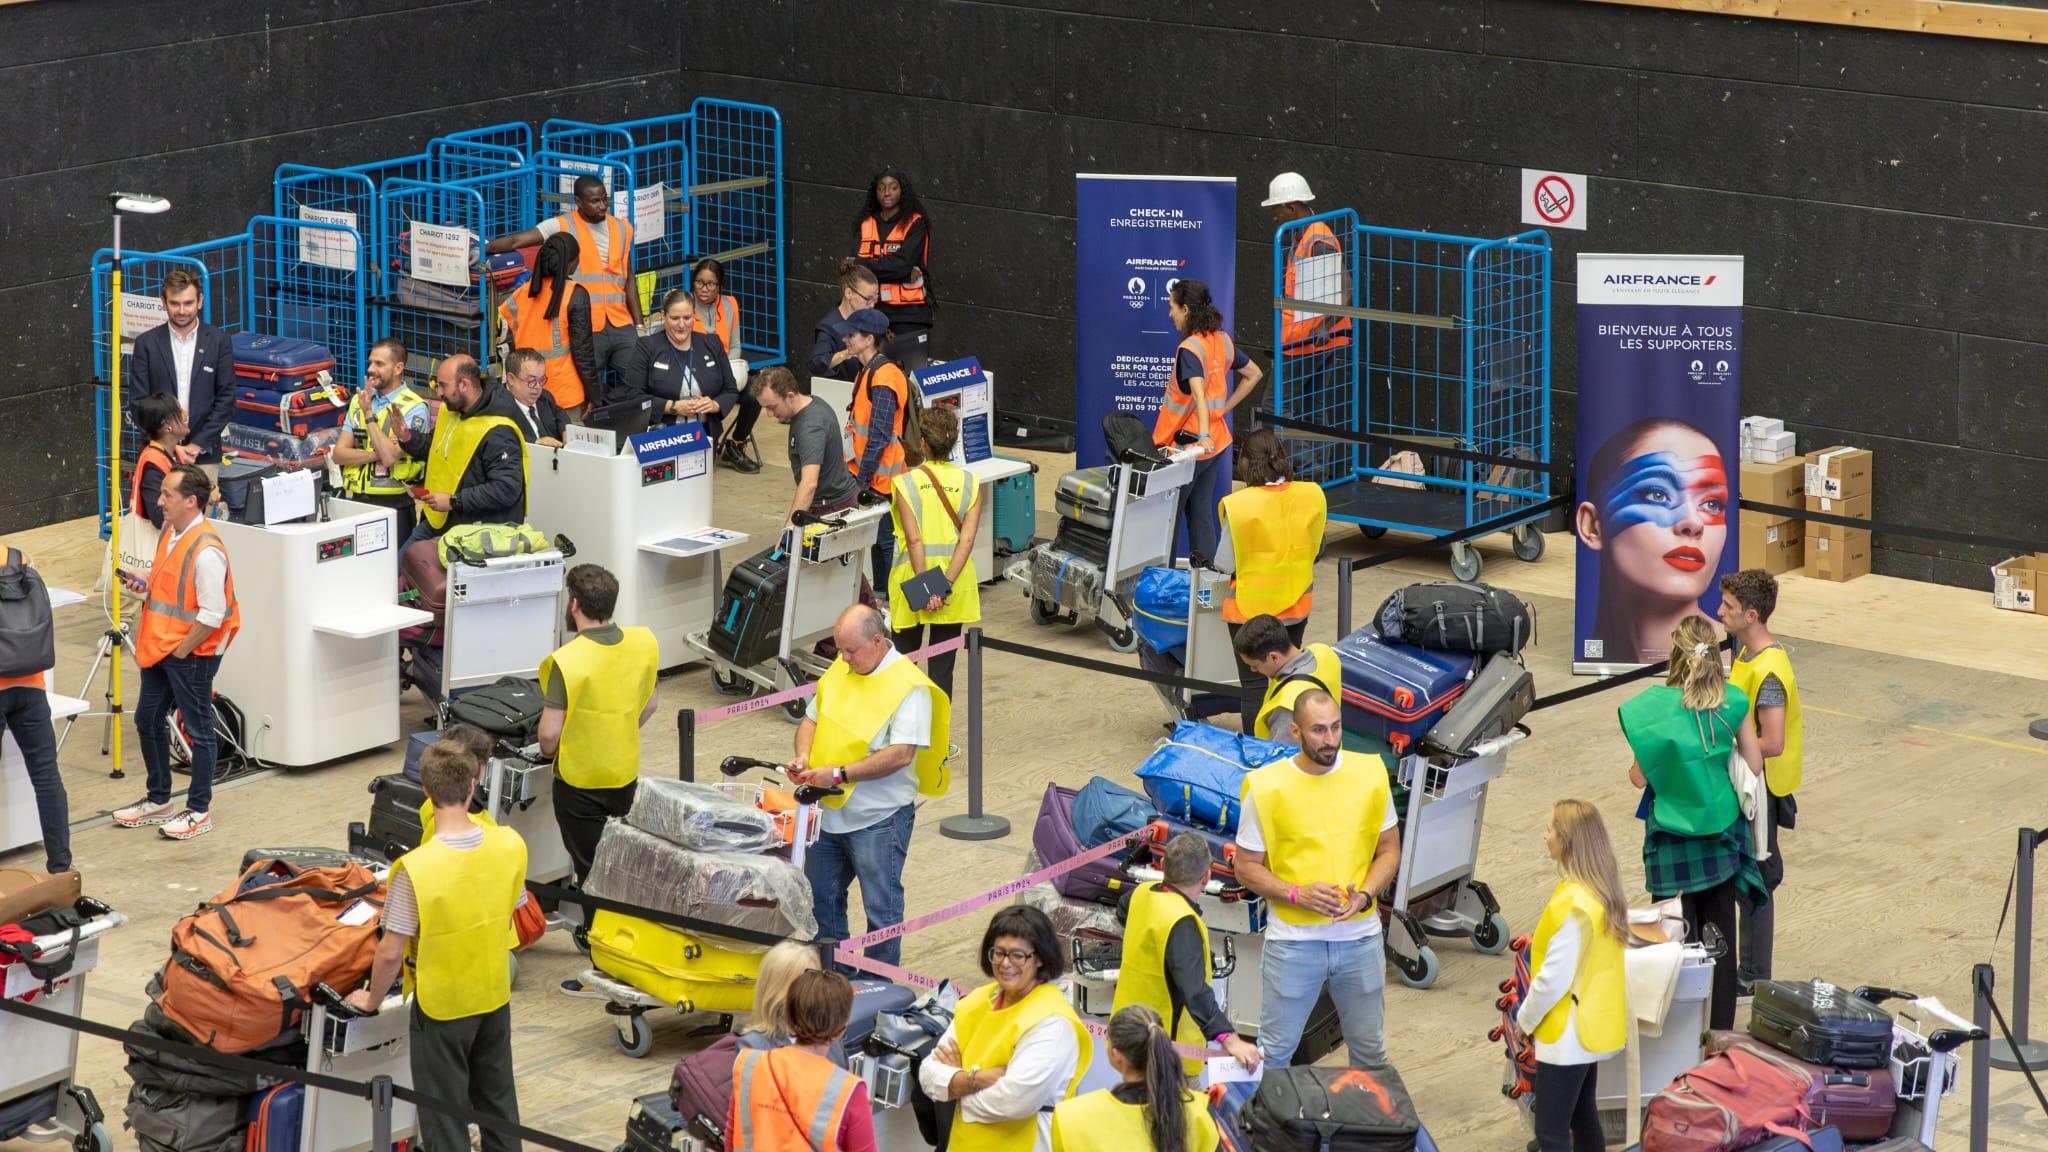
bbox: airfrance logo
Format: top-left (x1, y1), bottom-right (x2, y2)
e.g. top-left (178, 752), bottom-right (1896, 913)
top-left (912, 358), bottom-right (985, 395)
top-left (1123, 257), bottom-right (1185, 270)
top-left (1602, 274), bottom-right (1718, 286)
top-left (631, 422), bottom-right (707, 464)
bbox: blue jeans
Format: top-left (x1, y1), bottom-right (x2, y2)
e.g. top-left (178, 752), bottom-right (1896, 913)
top-left (870, 524), bottom-right (896, 599)
top-left (1179, 452), bottom-right (1223, 562)
top-left (1259, 932), bottom-right (1388, 1068)
top-left (805, 804), bottom-right (914, 970)
top-left (135, 653), bottom-right (221, 814)
top-left (0, 687), bottom-right (70, 871)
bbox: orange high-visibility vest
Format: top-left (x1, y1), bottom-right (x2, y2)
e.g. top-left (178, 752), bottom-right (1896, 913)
top-left (728, 1046), bottom-right (862, 1152)
top-left (136, 519), bottom-right (240, 667)
top-left (1154, 330), bottom-right (1235, 460)
top-left (1281, 221), bottom-right (1352, 354)
top-left (499, 288), bottom-right (583, 410)
top-left (848, 357), bottom-right (912, 496)
top-left (857, 214), bottom-right (927, 307)
top-left (130, 443), bottom-right (175, 515)
top-left (560, 212), bottom-right (633, 331)
top-left (694, 294), bottom-right (740, 351)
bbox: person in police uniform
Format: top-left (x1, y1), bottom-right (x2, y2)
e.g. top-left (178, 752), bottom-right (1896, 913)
top-left (1229, 614), bottom-right (1342, 748)
top-left (1113, 831), bottom-right (1262, 1075)
top-left (537, 563), bottom-right (659, 882)
top-left (331, 337), bottom-right (431, 541)
top-left (395, 355), bottom-right (529, 555)
top-left (347, 742), bottom-right (527, 1152)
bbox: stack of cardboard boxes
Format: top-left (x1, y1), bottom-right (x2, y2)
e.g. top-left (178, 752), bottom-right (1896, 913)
top-left (1992, 554), bottom-right (2048, 613)
top-left (1741, 415), bottom-right (1797, 464)
top-left (1804, 446), bottom-right (1874, 582)
top-left (1740, 453), bottom-right (1807, 576)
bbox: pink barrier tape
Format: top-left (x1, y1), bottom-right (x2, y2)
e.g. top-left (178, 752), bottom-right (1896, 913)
top-left (694, 635), bottom-right (968, 725)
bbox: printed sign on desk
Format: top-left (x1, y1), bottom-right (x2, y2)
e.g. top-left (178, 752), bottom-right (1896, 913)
top-left (630, 421), bottom-right (709, 466)
top-left (912, 357), bottom-right (992, 466)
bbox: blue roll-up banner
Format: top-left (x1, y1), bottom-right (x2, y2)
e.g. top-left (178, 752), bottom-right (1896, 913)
top-left (1572, 253), bottom-right (1744, 674)
top-left (1073, 175), bottom-right (1237, 468)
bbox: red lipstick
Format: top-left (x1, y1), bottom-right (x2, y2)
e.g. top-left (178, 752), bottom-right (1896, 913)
top-left (1664, 547), bottom-right (1706, 572)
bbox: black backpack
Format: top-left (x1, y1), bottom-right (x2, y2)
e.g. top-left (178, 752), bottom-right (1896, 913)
top-left (0, 548), bottom-right (55, 680)
top-left (1102, 411), bottom-right (1167, 469)
top-left (443, 675), bottom-right (545, 740)
top-left (1375, 580), bottom-right (1534, 656)
top-left (1244, 1064), bottom-right (1420, 1152)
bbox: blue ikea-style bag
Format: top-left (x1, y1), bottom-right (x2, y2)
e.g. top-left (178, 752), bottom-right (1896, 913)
top-left (1070, 776), bottom-right (1156, 848)
top-left (1131, 566), bottom-right (1190, 655)
top-left (1134, 721), bottom-right (1295, 834)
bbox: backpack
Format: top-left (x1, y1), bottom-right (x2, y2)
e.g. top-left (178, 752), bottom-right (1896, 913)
top-left (1642, 1045), bottom-right (1813, 1152)
top-left (1244, 1063), bottom-right (1421, 1151)
top-left (437, 521), bottom-right (550, 568)
top-left (0, 549), bottom-right (54, 680)
top-left (444, 676), bottom-right (545, 741)
top-left (1103, 410), bottom-right (1167, 468)
top-left (668, 1032), bottom-right (739, 1148)
top-left (1374, 581), bottom-right (1534, 656)
top-left (155, 857), bottom-right (384, 1054)
top-left (1070, 776), bottom-right (1156, 848)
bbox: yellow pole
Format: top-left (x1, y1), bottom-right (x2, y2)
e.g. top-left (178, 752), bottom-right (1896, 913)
top-left (107, 254), bottom-right (124, 780)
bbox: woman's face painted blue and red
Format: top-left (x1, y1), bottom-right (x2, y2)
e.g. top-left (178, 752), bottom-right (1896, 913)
top-left (1587, 425), bottom-right (1728, 604)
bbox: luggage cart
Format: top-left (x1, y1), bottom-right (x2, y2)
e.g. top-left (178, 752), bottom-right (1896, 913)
top-left (1005, 445), bottom-right (1199, 652)
top-left (1384, 728), bottom-right (1523, 989)
top-left (440, 548), bottom-right (567, 701)
top-left (1269, 212), bottom-right (1552, 582)
top-left (1, 902), bottom-right (125, 1152)
top-left (686, 506), bottom-right (887, 723)
top-left (1854, 986), bottom-right (1987, 1147)
top-left (295, 987), bottom-right (420, 1152)
top-left (1136, 565), bottom-right (1243, 723)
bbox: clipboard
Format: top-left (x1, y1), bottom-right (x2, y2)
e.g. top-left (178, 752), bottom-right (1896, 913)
top-left (901, 566), bottom-right (953, 606)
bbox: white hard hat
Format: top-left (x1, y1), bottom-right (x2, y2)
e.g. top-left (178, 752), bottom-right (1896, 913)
top-left (1262, 172), bottom-right (1315, 208)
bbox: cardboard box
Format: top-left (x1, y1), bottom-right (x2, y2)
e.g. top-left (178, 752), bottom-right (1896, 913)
top-left (1804, 525), bottom-right (1872, 582)
top-left (1741, 415), bottom-right (1785, 439)
top-left (1740, 513), bottom-right (1805, 576)
top-left (1741, 457), bottom-right (1806, 510)
top-left (1805, 445), bottom-right (1873, 501)
top-left (1807, 491), bottom-right (1872, 520)
top-left (1753, 430), bottom-right (1795, 456)
top-left (1753, 446), bottom-right (1797, 464)
top-left (1992, 553), bottom-right (2048, 613)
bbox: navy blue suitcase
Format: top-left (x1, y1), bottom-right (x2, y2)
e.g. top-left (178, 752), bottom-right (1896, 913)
top-left (1333, 629), bottom-right (1474, 756)
top-left (246, 1082), bottom-right (304, 1152)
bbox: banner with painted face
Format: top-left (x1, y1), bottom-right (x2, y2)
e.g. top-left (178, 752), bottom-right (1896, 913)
top-left (1573, 254), bottom-right (1744, 673)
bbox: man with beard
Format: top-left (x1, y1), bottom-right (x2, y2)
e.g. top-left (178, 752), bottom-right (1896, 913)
top-left (536, 563), bottom-right (658, 882)
top-left (1233, 690), bottom-right (1401, 1067)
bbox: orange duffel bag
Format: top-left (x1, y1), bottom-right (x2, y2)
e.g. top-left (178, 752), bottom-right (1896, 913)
top-left (156, 855), bottom-right (385, 1052)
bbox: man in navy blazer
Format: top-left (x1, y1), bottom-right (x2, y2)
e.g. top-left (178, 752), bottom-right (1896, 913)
top-left (129, 268), bottom-right (236, 463)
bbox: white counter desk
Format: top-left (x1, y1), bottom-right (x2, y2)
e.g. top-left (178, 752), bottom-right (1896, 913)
top-left (2, 692), bottom-right (87, 856)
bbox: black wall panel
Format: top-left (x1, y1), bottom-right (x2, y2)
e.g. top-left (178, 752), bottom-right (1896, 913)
top-left (10, 0), bottom-right (2048, 592)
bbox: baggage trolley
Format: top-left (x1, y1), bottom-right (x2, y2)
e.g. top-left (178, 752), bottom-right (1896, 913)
top-left (686, 506), bottom-right (887, 723)
top-left (1006, 445), bottom-right (1200, 653)
top-left (1137, 565), bottom-right (1244, 723)
top-left (1854, 985), bottom-right (1987, 1147)
top-left (295, 985), bottom-right (420, 1152)
top-left (0, 901), bottom-right (126, 1152)
top-left (1384, 728), bottom-right (1524, 989)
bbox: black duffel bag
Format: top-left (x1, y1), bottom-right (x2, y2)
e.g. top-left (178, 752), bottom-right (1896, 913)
top-left (1375, 581), bottom-right (1533, 656)
top-left (443, 675), bottom-right (544, 740)
top-left (1245, 1063), bottom-right (1420, 1152)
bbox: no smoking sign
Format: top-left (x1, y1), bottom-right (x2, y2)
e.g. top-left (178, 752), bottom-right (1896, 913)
top-left (1520, 168), bottom-right (1587, 232)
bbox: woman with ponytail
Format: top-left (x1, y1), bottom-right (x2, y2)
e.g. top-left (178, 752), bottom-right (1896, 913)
top-left (497, 231), bottom-right (600, 414)
top-left (1617, 614), bottom-right (1766, 1029)
top-left (1156, 279), bottom-right (1263, 565)
top-left (1050, 1006), bottom-right (1218, 1152)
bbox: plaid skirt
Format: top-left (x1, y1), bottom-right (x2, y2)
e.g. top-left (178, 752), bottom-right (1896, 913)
top-left (1644, 817), bottom-right (1768, 908)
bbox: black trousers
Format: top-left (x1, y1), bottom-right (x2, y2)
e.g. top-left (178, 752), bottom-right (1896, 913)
top-left (892, 621), bottom-right (964, 700)
top-left (705, 391), bottom-right (763, 447)
top-left (553, 777), bottom-right (638, 884)
top-left (1739, 793), bottom-right (1794, 983)
top-left (0, 687), bottom-right (69, 872)
top-left (410, 1001), bottom-right (520, 1152)
top-left (1533, 1060), bottom-right (1603, 1152)
top-left (1225, 617), bottom-right (1308, 733)
top-left (1683, 876), bottom-right (1742, 1030)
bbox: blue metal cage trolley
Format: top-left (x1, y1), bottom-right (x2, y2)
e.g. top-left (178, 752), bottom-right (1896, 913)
top-left (1269, 212), bottom-right (1552, 582)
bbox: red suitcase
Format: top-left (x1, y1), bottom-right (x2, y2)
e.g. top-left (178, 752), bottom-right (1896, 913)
top-left (1706, 1031), bottom-right (1898, 1141)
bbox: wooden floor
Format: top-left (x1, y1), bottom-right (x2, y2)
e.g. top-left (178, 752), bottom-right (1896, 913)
top-left (5, 449), bottom-right (2046, 1150)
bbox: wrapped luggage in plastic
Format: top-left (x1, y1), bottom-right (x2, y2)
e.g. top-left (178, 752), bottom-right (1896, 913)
top-left (625, 779), bottom-right (779, 855)
top-left (1014, 878), bottom-right (1121, 949)
top-left (1031, 544), bottom-right (1106, 613)
top-left (584, 823), bottom-right (816, 945)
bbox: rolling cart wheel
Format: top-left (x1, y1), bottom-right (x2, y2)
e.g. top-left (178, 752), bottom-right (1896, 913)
top-left (1029, 598), bottom-right (1061, 626)
top-left (1449, 542), bottom-right (1483, 582)
top-left (615, 1013), bottom-right (654, 1058)
top-left (1359, 525), bottom-right (1387, 540)
top-left (1511, 524), bottom-right (1546, 562)
top-left (1471, 911), bottom-right (1512, 956)
top-left (80, 1123), bottom-right (111, 1152)
top-left (782, 697), bottom-right (807, 724)
top-left (711, 665), bottom-right (752, 696)
top-left (573, 925), bottom-right (591, 955)
top-left (1396, 945), bottom-right (1440, 989)
top-left (1104, 623), bottom-right (1140, 655)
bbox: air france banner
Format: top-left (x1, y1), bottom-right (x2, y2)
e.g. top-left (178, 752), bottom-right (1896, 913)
top-left (1573, 254), bottom-right (1744, 674)
top-left (1074, 175), bottom-right (1236, 467)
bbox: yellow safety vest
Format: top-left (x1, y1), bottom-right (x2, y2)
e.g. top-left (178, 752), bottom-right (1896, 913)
top-left (1244, 752), bottom-right (1389, 927)
top-left (1221, 481), bottom-right (1327, 622)
top-left (809, 655), bottom-right (951, 809)
top-left (951, 982), bottom-right (1093, 1152)
top-left (421, 411), bottom-right (528, 531)
top-left (1728, 644), bottom-right (1801, 796)
top-left (340, 385), bottom-right (429, 497)
top-left (889, 463), bottom-right (981, 626)
top-left (1111, 883), bottom-right (1210, 1076)
top-left (540, 627), bottom-right (660, 790)
top-left (1254, 643), bottom-right (1344, 742)
top-left (1050, 1089), bottom-right (1220, 1152)
top-left (398, 825), bottom-right (527, 1020)
top-left (1528, 879), bottom-right (1628, 1055)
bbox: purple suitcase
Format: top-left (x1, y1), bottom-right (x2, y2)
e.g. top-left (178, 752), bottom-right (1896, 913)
top-left (1707, 1032), bottom-right (1897, 1140)
top-left (1034, 782), bottom-right (1132, 905)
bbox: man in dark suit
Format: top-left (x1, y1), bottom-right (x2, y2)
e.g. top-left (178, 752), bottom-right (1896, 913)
top-left (129, 268), bottom-right (236, 463)
top-left (501, 348), bottom-right (567, 446)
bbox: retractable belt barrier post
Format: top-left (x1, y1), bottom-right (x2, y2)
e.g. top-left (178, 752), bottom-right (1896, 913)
top-left (676, 707), bottom-right (696, 783)
top-left (1974, 964), bottom-right (1994, 1152)
top-left (939, 627), bottom-right (1008, 842)
top-left (1990, 826), bottom-right (2048, 1071)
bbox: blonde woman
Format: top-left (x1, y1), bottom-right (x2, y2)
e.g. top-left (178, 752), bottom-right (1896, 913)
top-left (740, 940), bottom-right (831, 1055)
top-left (1618, 614), bottom-right (1765, 1029)
top-left (1514, 800), bottom-right (1631, 1152)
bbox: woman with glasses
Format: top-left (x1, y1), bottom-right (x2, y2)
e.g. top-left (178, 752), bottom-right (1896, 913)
top-left (919, 906), bottom-right (1091, 1152)
top-left (690, 256), bottom-right (741, 351)
top-left (809, 259), bottom-right (883, 383)
top-left (620, 290), bottom-right (760, 473)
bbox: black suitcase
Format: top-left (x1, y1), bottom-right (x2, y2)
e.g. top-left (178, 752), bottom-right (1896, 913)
top-left (355, 774), bottom-right (426, 864)
top-left (1421, 652), bottom-right (1533, 756)
top-left (1749, 979), bottom-right (1893, 1068)
top-left (1054, 517), bottom-right (1111, 567)
top-left (1244, 1062), bottom-right (1419, 1152)
top-left (706, 545), bottom-right (788, 669)
top-left (1292, 988), bottom-right (1345, 1067)
top-left (443, 675), bottom-right (543, 741)
top-left (623, 1090), bottom-right (694, 1152)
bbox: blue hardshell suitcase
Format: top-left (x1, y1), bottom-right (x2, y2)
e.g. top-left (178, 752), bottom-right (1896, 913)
top-left (245, 1083), bottom-right (304, 1152)
top-left (991, 455), bottom-right (1038, 555)
top-left (1333, 629), bottom-right (1475, 755)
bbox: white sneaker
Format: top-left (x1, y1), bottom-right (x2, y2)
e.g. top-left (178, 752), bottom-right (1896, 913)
top-left (159, 810), bottom-right (213, 841)
top-left (112, 799), bottom-right (176, 828)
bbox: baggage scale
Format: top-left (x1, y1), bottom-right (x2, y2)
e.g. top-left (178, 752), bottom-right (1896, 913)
top-left (684, 505), bottom-right (888, 723)
top-left (0, 903), bottom-right (124, 1152)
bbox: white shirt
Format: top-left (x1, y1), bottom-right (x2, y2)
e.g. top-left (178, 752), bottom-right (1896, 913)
top-left (537, 214), bottom-right (609, 266)
top-left (917, 1012), bottom-right (1079, 1152)
top-left (165, 517), bottom-right (230, 629)
top-left (1515, 909), bottom-right (1605, 1065)
top-left (1234, 756), bottom-right (1397, 942)
top-left (168, 324), bottom-right (199, 416)
top-left (805, 647), bottom-right (932, 835)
